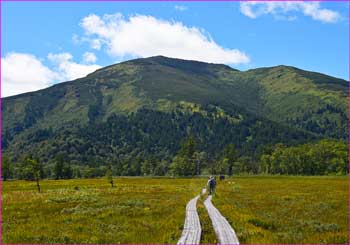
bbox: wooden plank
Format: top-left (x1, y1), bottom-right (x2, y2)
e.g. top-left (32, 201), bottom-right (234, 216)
top-left (204, 195), bottom-right (239, 245)
top-left (177, 195), bottom-right (201, 245)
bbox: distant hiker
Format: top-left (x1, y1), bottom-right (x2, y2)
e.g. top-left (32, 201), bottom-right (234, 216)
top-left (219, 175), bottom-right (225, 181)
top-left (207, 176), bottom-right (216, 195)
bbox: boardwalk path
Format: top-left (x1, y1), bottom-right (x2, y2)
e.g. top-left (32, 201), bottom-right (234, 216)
top-left (204, 195), bottom-right (240, 244)
top-left (177, 195), bottom-right (201, 244)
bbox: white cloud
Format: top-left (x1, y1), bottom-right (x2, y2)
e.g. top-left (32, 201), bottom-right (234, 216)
top-left (82, 52), bottom-right (97, 63)
top-left (1, 53), bottom-right (58, 97)
top-left (90, 39), bottom-right (103, 50)
top-left (175, 5), bottom-right (188, 11)
top-left (48, 52), bottom-right (101, 81)
top-left (240, 2), bottom-right (340, 23)
top-left (1, 52), bottom-right (102, 97)
top-left (80, 13), bottom-right (250, 64)
top-left (72, 34), bottom-right (102, 50)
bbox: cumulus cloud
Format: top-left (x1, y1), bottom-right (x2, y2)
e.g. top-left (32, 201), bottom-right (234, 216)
top-left (82, 52), bottom-right (97, 63)
top-left (48, 52), bottom-right (101, 81)
top-left (80, 13), bottom-right (250, 64)
top-left (240, 2), bottom-right (340, 23)
top-left (72, 34), bottom-right (103, 50)
top-left (1, 52), bottom-right (102, 97)
top-left (1, 53), bottom-right (58, 97)
top-left (175, 5), bottom-right (188, 11)
top-left (90, 39), bottom-right (103, 50)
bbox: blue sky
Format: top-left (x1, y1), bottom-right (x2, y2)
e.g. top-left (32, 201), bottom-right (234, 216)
top-left (2, 1), bottom-right (348, 97)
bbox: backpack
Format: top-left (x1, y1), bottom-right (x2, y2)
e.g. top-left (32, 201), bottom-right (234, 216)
top-left (209, 178), bottom-right (215, 188)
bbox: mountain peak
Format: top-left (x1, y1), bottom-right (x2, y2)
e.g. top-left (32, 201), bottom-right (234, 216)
top-left (91, 55), bottom-right (237, 78)
top-left (127, 55), bottom-right (232, 68)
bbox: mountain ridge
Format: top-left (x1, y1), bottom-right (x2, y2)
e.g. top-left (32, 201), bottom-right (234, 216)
top-left (4, 55), bottom-right (347, 100)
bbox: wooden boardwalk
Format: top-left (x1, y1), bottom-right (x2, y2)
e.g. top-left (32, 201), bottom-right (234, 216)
top-left (204, 195), bottom-right (239, 244)
top-left (177, 195), bottom-right (201, 245)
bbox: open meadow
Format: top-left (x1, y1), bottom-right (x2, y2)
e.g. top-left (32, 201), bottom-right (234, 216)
top-left (2, 176), bottom-right (348, 244)
top-left (3, 178), bottom-right (205, 244)
top-left (213, 176), bottom-right (348, 244)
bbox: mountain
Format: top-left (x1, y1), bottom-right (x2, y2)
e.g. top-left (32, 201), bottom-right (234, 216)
top-left (3, 56), bottom-right (348, 171)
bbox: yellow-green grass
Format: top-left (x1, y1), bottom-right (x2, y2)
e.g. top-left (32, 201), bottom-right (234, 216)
top-left (3, 177), bottom-right (205, 244)
top-left (212, 176), bottom-right (348, 244)
top-left (3, 176), bottom-right (348, 244)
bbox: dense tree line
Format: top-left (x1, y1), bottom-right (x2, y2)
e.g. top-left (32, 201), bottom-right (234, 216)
top-left (2, 138), bottom-right (347, 181)
top-left (259, 140), bottom-right (347, 175)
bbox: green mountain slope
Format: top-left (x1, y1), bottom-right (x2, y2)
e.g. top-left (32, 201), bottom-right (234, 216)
top-left (3, 56), bottom-right (347, 166)
top-left (245, 65), bottom-right (348, 138)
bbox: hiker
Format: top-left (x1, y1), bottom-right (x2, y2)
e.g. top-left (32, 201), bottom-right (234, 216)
top-left (207, 176), bottom-right (216, 195)
top-left (219, 175), bottom-right (225, 181)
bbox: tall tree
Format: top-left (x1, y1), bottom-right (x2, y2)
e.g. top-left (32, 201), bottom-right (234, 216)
top-left (23, 155), bottom-right (43, 193)
top-left (194, 151), bottom-right (206, 175)
top-left (171, 137), bottom-right (198, 176)
top-left (2, 155), bottom-right (12, 181)
top-left (62, 164), bottom-right (73, 179)
top-left (106, 165), bottom-right (114, 187)
top-left (222, 144), bottom-right (239, 176)
top-left (54, 154), bottom-right (64, 179)
top-left (179, 136), bottom-right (196, 159)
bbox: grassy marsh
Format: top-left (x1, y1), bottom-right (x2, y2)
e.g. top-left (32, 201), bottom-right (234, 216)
top-left (213, 176), bottom-right (348, 244)
top-left (3, 176), bottom-right (347, 244)
top-left (3, 178), bottom-right (204, 244)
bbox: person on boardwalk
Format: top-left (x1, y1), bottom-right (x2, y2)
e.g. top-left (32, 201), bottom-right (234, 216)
top-left (207, 176), bottom-right (216, 195)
